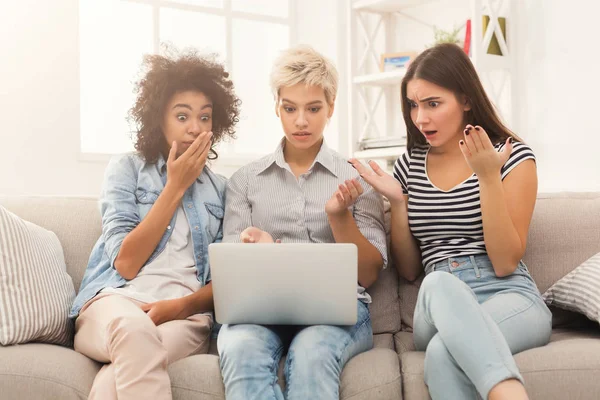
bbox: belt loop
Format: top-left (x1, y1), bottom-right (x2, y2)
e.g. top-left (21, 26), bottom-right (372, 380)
top-left (470, 255), bottom-right (480, 278)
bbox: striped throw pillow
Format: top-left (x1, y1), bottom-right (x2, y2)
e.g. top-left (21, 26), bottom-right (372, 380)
top-left (0, 205), bottom-right (75, 346)
top-left (542, 252), bottom-right (600, 325)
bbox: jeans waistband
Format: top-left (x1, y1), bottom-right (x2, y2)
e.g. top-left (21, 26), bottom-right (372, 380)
top-left (426, 254), bottom-right (494, 275)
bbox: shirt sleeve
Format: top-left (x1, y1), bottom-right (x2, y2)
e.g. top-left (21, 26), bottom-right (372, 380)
top-left (99, 154), bottom-right (141, 270)
top-left (499, 141), bottom-right (536, 180)
top-left (222, 167), bottom-right (253, 243)
top-left (393, 150), bottom-right (411, 195)
top-left (353, 178), bottom-right (389, 268)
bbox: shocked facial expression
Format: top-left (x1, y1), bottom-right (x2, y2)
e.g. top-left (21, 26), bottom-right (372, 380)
top-left (163, 90), bottom-right (213, 157)
top-left (406, 79), bottom-right (471, 149)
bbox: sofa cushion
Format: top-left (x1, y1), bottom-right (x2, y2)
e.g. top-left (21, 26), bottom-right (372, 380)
top-left (394, 331), bottom-right (416, 355)
top-left (542, 252), bottom-right (600, 326)
top-left (373, 333), bottom-right (394, 350)
top-left (398, 275), bottom-right (423, 331)
top-left (340, 348), bottom-right (402, 400)
top-left (0, 343), bottom-right (100, 400)
top-left (523, 193), bottom-right (600, 294)
top-left (0, 205), bottom-right (76, 346)
top-left (369, 265), bottom-right (402, 334)
top-left (400, 328), bottom-right (600, 400)
top-left (368, 199), bottom-right (402, 335)
top-left (0, 196), bottom-right (101, 292)
top-left (168, 354), bottom-right (224, 400)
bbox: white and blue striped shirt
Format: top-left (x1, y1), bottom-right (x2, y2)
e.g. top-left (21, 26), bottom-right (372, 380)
top-left (223, 139), bottom-right (388, 302)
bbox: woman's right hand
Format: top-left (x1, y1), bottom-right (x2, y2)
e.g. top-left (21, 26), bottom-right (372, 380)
top-left (166, 132), bottom-right (212, 194)
top-left (348, 158), bottom-right (405, 206)
top-left (240, 227), bottom-right (281, 244)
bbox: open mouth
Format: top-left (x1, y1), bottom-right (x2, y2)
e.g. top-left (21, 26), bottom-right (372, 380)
top-left (423, 130), bottom-right (437, 137)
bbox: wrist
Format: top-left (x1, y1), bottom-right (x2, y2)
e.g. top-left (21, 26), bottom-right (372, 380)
top-left (327, 208), bottom-right (352, 223)
top-left (164, 181), bottom-right (186, 201)
top-left (477, 173), bottom-right (502, 186)
top-left (179, 296), bottom-right (195, 318)
top-left (388, 196), bottom-right (406, 209)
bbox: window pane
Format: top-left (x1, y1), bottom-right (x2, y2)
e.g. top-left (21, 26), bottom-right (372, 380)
top-left (168, 0), bottom-right (223, 8)
top-left (232, 19), bottom-right (289, 154)
top-left (80, 0), bottom-right (153, 154)
top-left (232, 0), bottom-right (288, 18)
top-left (160, 8), bottom-right (226, 60)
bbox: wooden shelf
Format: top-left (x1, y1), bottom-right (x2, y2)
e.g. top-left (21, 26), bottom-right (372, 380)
top-left (352, 0), bottom-right (435, 13)
top-left (353, 69), bottom-right (406, 86)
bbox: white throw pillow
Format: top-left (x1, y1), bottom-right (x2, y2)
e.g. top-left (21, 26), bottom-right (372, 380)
top-left (542, 251), bottom-right (600, 325)
top-left (0, 205), bottom-right (75, 346)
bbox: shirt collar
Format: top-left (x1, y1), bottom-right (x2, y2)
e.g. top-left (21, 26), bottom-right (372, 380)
top-left (255, 137), bottom-right (337, 177)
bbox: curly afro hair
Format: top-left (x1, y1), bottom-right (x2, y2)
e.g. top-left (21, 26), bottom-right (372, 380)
top-left (129, 47), bottom-right (241, 163)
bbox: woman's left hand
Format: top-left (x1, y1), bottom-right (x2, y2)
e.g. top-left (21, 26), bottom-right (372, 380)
top-left (140, 297), bottom-right (189, 326)
top-left (325, 178), bottom-right (363, 216)
top-left (459, 124), bottom-right (513, 181)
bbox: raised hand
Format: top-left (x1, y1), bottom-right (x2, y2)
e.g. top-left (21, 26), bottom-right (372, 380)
top-left (166, 131), bottom-right (213, 194)
top-left (459, 125), bottom-right (512, 180)
top-left (325, 178), bottom-right (364, 216)
top-left (347, 159), bottom-right (405, 205)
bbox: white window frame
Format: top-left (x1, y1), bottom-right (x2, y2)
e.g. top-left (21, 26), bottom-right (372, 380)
top-left (78, 0), bottom-right (297, 168)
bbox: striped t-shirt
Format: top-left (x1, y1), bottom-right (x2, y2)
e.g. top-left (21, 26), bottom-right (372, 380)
top-left (393, 141), bottom-right (536, 273)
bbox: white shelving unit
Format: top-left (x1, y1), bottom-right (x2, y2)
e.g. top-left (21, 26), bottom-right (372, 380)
top-left (347, 0), bottom-right (516, 173)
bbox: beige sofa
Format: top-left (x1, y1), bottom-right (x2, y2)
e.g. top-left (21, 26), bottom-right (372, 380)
top-left (0, 193), bottom-right (599, 400)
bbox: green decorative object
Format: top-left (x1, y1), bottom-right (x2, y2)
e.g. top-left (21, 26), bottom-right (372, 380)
top-left (432, 25), bottom-right (462, 46)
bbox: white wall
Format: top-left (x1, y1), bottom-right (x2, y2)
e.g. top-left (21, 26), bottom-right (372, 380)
top-left (514, 0), bottom-right (600, 192)
top-left (0, 0), bottom-right (107, 197)
top-left (1, 0), bottom-right (598, 196)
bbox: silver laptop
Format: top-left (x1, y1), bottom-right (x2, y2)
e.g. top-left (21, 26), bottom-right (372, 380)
top-left (209, 243), bottom-right (358, 325)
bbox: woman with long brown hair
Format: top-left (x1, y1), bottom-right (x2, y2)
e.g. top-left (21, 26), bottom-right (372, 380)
top-left (351, 43), bottom-right (551, 400)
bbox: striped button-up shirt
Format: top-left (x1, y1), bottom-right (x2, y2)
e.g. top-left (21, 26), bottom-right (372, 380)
top-left (223, 139), bottom-right (387, 302)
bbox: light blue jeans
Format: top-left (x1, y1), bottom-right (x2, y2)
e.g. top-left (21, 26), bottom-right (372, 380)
top-left (217, 300), bottom-right (373, 400)
top-left (414, 255), bottom-right (552, 400)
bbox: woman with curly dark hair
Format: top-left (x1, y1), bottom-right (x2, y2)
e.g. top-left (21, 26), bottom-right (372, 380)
top-left (70, 48), bottom-right (240, 400)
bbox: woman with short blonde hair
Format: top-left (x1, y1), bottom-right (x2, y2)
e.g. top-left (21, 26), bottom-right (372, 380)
top-left (217, 45), bottom-right (387, 400)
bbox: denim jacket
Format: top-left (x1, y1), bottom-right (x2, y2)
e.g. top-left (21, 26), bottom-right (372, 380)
top-left (69, 152), bottom-right (226, 318)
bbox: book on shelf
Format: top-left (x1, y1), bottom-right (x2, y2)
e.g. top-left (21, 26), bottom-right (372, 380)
top-left (358, 136), bottom-right (406, 150)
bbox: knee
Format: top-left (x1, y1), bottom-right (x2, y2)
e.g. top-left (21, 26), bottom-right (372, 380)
top-left (218, 325), bottom-right (281, 370)
top-left (287, 327), bottom-right (340, 375)
top-left (107, 314), bottom-right (158, 341)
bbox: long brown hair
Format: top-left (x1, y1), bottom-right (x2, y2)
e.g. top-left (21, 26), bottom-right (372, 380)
top-left (401, 43), bottom-right (521, 151)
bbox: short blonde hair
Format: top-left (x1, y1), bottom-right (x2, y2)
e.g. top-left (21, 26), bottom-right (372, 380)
top-left (270, 45), bottom-right (338, 105)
